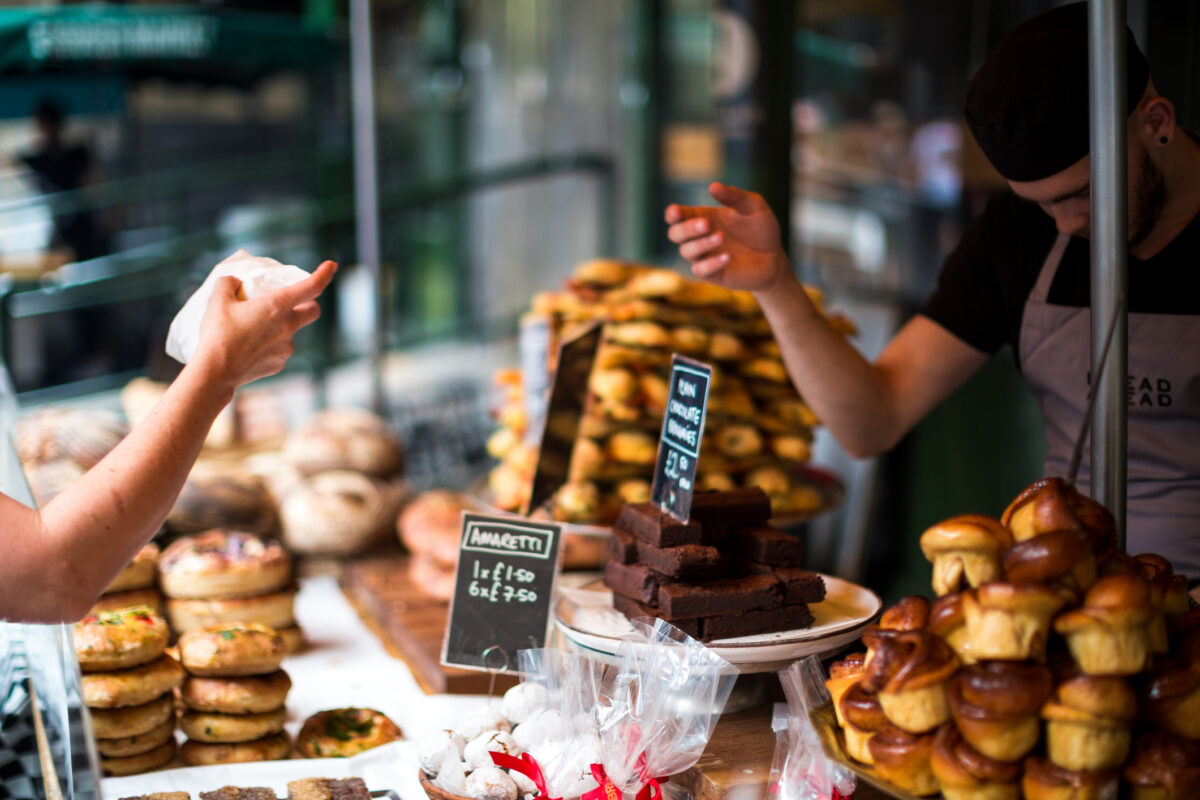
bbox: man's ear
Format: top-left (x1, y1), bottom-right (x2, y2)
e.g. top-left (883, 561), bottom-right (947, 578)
top-left (1139, 96), bottom-right (1176, 146)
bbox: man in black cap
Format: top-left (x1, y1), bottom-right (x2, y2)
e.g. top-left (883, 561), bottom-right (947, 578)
top-left (665, 3), bottom-right (1200, 579)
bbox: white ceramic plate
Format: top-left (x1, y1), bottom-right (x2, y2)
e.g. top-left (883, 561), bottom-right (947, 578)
top-left (554, 575), bottom-right (881, 673)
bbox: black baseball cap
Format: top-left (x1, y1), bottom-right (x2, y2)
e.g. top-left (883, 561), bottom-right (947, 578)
top-left (964, 2), bottom-right (1150, 183)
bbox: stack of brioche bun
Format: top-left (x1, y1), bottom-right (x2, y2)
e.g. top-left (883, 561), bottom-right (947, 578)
top-left (159, 530), bottom-right (301, 652)
top-left (89, 543), bottom-right (165, 617)
top-left (75, 606), bottom-right (182, 775)
top-left (177, 623), bottom-right (292, 766)
top-left (278, 408), bottom-right (406, 557)
top-left (826, 476), bottom-right (1200, 799)
top-left (485, 259), bottom-right (854, 526)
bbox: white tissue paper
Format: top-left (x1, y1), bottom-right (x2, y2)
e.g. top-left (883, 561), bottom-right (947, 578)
top-left (166, 249), bottom-right (312, 364)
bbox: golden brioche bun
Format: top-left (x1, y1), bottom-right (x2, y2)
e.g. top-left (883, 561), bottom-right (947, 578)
top-left (919, 514), bottom-right (1013, 596)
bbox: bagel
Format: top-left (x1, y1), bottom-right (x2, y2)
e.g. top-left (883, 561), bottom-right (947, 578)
top-left (81, 655), bottom-right (184, 709)
top-left (101, 739), bottom-right (176, 776)
top-left (181, 670), bottom-right (292, 714)
top-left (181, 707), bottom-right (285, 743)
top-left (88, 692), bottom-right (174, 738)
top-left (177, 623), bottom-right (286, 677)
top-left (94, 717), bottom-right (175, 758)
top-left (105, 544), bottom-right (160, 594)
top-left (89, 587), bottom-right (164, 617)
top-left (179, 731), bottom-right (290, 766)
top-left (296, 707), bottom-right (402, 758)
top-left (159, 530), bottom-right (291, 600)
top-left (165, 588), bottom-right (295, 634)
top-left (74, 606), bottom-right (168, 672)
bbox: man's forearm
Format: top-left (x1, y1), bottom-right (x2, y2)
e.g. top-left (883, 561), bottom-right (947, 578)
top-left (755, 273), bottom-right (901, 458)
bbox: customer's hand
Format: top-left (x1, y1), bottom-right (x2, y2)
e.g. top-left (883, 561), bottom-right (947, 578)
top-left (665, 182), bottom-right (790, 293)
top-left (192, 260), bottom-right (337, 391)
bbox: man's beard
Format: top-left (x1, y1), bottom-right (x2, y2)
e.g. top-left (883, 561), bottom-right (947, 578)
top-left (1129, 143), bottom-right (1167, 247)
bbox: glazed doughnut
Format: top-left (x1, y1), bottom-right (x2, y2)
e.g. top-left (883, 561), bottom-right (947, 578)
top-left (178, 623), bottom-right (286, 677)
top-left (606, 431), bottom-right (657, 465)
top-left (165, 588), bottom-right (296, 634)
top-left (282, 407), bottom-right (405, 478)
top-left (81, 655), bottom-right (184, 709)
top-left (74, 606), bottom-right (168, 672)
top-left (770, 435), bottom-right (811, 463)
top-left (89, 587), bottom-right (163, 617)
top-left (615, 479), bottom-right (651, 505)
top-left (552, 481), bottom-right (600, 523)
top-left (179, 731), bottom-right (291, 766)
top-left (707, 332), bottom-right (746, 361)
top-left (696, 472), bottom-right (736, 492)
top-left (714, 425), bottom-right (763, 458)
top-left (486, 427), bottom-right (520, 460)
top-left (567, 438), bottom-right (606, 482)
top-left (605, 321), bottom-right (670, 350)
top-left (181, 670), bottom-right (292, 714)
top-left (159, 530), bottom-right (291, 600)
top-left (741, 357), bottom-right (788, 384)
top-left (589, 368), bottom-right (638, 404)
top-left (670, 326), bottom-right (710, 355)
top-left (296, 707), bottom-right (402, 758)
top-left (639, 374), bottom-right (670, 415)
top-left (94, 717), bottom-right (175, 758)
top-left (744, 466), bottom-right (791, 498)
top-left (89, 692), bottom-right (174, 738)
top-left (106, 544), bottom-right (160, 594)
top-left (626, 267), bottom-right (687, 298)
top-left (280, 470), bottom-right (399, 556)
top-left (181, 707), bottom-right (286, 743)
top-left (101, 738), bottom-right (176, 776)
top-left (572, 258), bottom-right (638, 287)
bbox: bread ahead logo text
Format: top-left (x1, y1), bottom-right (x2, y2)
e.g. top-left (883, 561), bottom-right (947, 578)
top-left (1088, 372), bottom-right (1174, 408)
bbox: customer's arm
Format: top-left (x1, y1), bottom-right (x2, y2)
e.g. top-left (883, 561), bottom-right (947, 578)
top-left (0, 261), bottom-right (336, 623)
top-left (666, 183), bottom-right (988, 458)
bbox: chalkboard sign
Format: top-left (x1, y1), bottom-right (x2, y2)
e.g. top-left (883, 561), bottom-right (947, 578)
top-left (525, 321), bottom-right (603, 515)
top-left (441, 513), bottom-right (563, 672)
top-left (651, 354), bottom-right (713, 521)
top-left (519, 314), bottom-right (553, 444)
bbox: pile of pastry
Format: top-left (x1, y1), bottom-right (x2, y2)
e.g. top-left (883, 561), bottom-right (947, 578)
top-left (117, 776), bottom-right (373, 800)
top-left (825, 477), bottom-right (1200, 798)
top-left (485, 259), bottom-right (853, 525)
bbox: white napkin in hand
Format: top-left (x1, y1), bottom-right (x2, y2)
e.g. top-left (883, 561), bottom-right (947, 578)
top-left (166, 249), bottom-right (312, 364)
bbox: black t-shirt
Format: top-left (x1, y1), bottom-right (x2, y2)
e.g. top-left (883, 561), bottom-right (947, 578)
top-left (922, 190), bottom-right (1200, 370)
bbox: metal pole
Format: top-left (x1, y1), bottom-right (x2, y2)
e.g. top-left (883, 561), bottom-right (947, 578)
top-left (350, 0), bottom-right (385, 414)
top-left (1088, 0), bottom-right (1128, 546)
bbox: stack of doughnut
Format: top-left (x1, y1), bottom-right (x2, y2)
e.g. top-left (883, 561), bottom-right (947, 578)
top-left (825, 476), bottom-right (1200, 799)
top-left (159, 530), bottom-right (302, 652)
top-left (89, 543), bottom-right (164, 616)
top-left (278, 407), bottom-right (406, 557)
top-left (485, 260), bottom-right (855, 525)
top-left (74, 606), bottom-right (182, 775)
top-left (177, 622), bottom-right (292, 767)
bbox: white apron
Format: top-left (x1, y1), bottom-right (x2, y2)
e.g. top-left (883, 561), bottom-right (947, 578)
top-left (1019, 234), bottom-right (1200, 580)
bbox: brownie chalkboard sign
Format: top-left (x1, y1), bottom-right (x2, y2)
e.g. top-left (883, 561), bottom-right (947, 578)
top-left (441, 513), bottom-right (563, 672)
top-left (651, 354), bottom-right (713, 521)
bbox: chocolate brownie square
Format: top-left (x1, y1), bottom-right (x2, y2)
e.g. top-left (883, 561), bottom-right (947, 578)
top-left (657, 574), bottom-right (782, 618)
top-left (733, 526), bottom-right (806, 566)
top-left (603, 560), bottom-right (668, 605)
top-left (610, 527), bottom-right (638, 563)
top-left (775, 568), bottom-right (826, 605)
top-left (611, 593), bottom-right (702, 639)
top-left (688, 488), bottom-right (772, 526)
top-left (701, 603), bottom-right (816, 641)
top-left (616, 502), bottom-right (703, 547)
top-left (635, 542), bottom-right (724, 580)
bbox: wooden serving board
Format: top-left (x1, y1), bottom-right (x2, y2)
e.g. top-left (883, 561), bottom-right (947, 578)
top-left (340, 557), bottom-right (518, 696)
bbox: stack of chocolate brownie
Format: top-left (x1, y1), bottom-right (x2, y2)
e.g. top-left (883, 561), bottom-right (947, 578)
top-left (603, 487), bottom-right (826, 641)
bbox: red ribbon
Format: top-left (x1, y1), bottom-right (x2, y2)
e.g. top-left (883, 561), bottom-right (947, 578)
top-left (489, 752), bottom-right (560, 800)
top-left (582, 764), bottom-right (622, 800)
top-left (632, 752), bottom-right (668, 800)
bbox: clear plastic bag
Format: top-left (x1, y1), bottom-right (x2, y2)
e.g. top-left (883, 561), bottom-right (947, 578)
top-left (591, 619), bottom-right (737, 800)
top-left (770, 656), bottom-right (855, 800)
